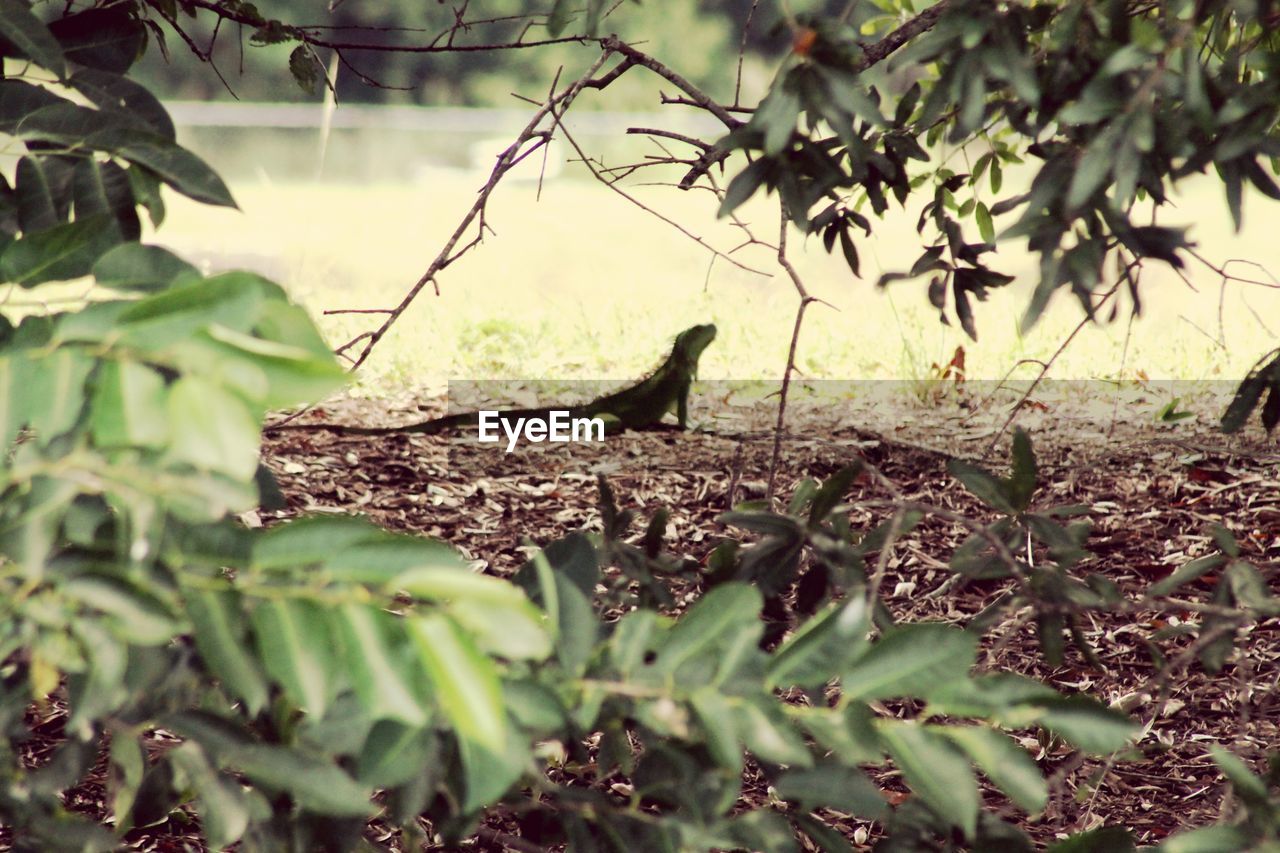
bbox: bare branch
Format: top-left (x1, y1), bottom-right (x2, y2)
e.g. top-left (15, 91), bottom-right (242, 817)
top-left (339, 50), bottom-right (617, 371)
top-left (766, 206), bottom-right (817, 505)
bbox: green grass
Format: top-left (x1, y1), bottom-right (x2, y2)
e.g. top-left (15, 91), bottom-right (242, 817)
top-left (158, 165), bottom-right (1280, 397)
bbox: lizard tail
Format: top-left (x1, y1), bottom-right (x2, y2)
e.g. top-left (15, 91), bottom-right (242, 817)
top-left (267, 412), bottom-right (472, 435)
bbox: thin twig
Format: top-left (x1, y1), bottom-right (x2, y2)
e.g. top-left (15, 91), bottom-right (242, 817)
top-left (981, 278), bottom-right (1125, 458)
top-left (767, 206), bottom-right (816, 504)
top-left (546, 114), bottom-right (770, 277)
top-left (733, 0), bottom-right (762, 108)
top-left (340, 51), bottom-right (615, 371)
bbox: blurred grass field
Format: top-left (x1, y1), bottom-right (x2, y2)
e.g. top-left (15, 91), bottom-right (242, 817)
top-left (160, 156), bottom-right (1280, 399)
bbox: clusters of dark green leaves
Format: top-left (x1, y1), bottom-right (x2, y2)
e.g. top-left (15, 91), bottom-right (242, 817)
top-left (1149, 748), bottom-right (1280, 852)
top-left (946, 430), bottom-right (1111, 666)
top-left (717, 0), bottom-right (1280, 338)
top-left (1144, 524), bottom-right (1278, 677)
top-left (493, 503), bottom-right (1137, 851)
top-left (0, 2), bottom-right (233, 287)
top-left (1222, 347), bottom-right (1280, 434)
top-left (546, 0), bottom-right (640, 38)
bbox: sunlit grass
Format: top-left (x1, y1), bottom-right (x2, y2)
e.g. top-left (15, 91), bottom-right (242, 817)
top-left (159, 162), bottom-right (1280, 400)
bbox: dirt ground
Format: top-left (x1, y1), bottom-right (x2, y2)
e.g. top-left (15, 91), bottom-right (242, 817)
top-left (15, 382), bottom-right (1279, 850)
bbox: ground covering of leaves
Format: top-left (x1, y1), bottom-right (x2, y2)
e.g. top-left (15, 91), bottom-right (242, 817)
top-left (15, 383), bottom-right (1280, 850)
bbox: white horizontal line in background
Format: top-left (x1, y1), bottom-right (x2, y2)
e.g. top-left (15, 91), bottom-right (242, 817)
top-left (162, 101), bottom-right (723, 136)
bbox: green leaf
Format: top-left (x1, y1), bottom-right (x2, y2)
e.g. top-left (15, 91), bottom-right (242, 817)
top-left (1048, 826), bottom-right (1134, 852)
top-left (356, 721), bottom-right (438, 788)
top-left (397, 566), bottom-right (551, 660)
top-left (119, 273), bottom-right (265, 348)
top-left (67, 620), bottom-right (127, 734)
top-left (502, 679), bottom-right (566, 736)
top-left (1208, 524), bottom-right (1239, 557)
top-left (48, 7), bottom-right (146, 74)
top-left (529, 548), bottom-right (598, 676)
top-left (289, 45), bottom-right (319, 93)
top-left (734, 696), bottom-right (812, 767)
top-left (165, 375), bottom-right (261, 481)
top-left (1223, 161), bottom-right (1243, 232)
top-left (228, 743), bottom-right (372, 816)
top-left (0, 214), bottom-right (119, 286)
top-left (773, 762), bottom-right (887, 819)
top-left (407, 613), bottom-right (518, 810)
top-left (14, 154), bottom-right (70, 232)
top-left (843, 623), bottom-right (976, 701)
top-left (608, 608), bottom-right (658, 677)
top-left (184, 587), bottom-right (269, 715)
top-left (72, 157), bottom-right (139, 240)
top-left (959, 65), bottom-right (986, 132)
top-left (546, 0), bottom-right (574, 36)
top-left (655, 583), bottom-right (762, 676)
top-left (753, 77), bottom-right (802, 156)
top-left (333, 603), bottom-right (429, 727)
top-left (943, 726), bottom-right (1047, 812)
top-left (767, 597), bottom-right (869, 689)
top-left (727, 811), bottom-right (801, 853)
top-left (167, 743), bottom-right (250, 849)
top-left (117, 136), bottom-right (236, 208)
top-left (450, 592), bottom-right (552, 661)
top-left (253, 515), bottom-right (399, 570)
top-left (127, 164), bottom-right (164, 227)
top-left (108, 733), bottom-right (146, 831)
top-left (1159, 825), bottom-right (1252, 853)
top-left (838, 227), bottom-right (861, 277)
top-left (93, 243), bottom-right (199, 291)
top-left (1221, 369), bottom-right (1268, 434)
top-left (719, 510), bottom-right (804, 537)
top-left (719, 158), bottom-right (769, 218)
top-left (3, 348), bottom-right (93, 446)
top-left (878, 721), bottom-right (979, 838)
top-left (1036, 696), bottom-right (1137, 752)
top-left (394, 565), bottom-right (529, 609)
top-left (927, 672), bottom-right (1059, 718)
top-left (174, 324), bottom-right (347, 410)
top-left (792, 704), bottom-right (883, 764)
top-left (1037, 612), bottom-right (1065, 666)
top-left (89, 360), bottom-right (168, 448)
top-left (808, 463), bottom-right (861, 524)
top-left (0, 0), bottom-right (66, 78)
top-left (312, 540), bottom-right (458, 588)
top-left (62, 575), bottom-right (178, 646)
top-left (1057, 83), bottom-right (1122, 124)
top-left (1225, 560), bottom-right (1276, 612)
top-left (1099, 44), bottom-right (1148, 77)
top-left (1149, 554), bottom-right (1227, 596)
top-left (1, 97), bottom-right (221, 204)
top-left (69, 68), bottom-right (175, 141)
top-left (688, 688), bottom-right (743, 778)
top-left (251, 598), bottom-right (336, 717)
top-left (1006, 428), bottom-right (1037, 510)
top-left (948, 458), bottom-right (1018, 513)
top-left (1209, 745), bottom-right (1270, 807)
top-left (975, 201), bottom-right (994, 242)
top-left (1067, 135), bottom-right (1113, 209)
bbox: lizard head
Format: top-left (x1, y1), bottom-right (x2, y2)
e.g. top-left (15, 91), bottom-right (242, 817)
top-left (675, 323), bottom-right (717, 375)
top-left (677, 323), bottom-right (717, 355)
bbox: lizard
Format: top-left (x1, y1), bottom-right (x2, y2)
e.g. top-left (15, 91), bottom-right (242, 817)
top-left (272, 323), bottom-right (717, 436)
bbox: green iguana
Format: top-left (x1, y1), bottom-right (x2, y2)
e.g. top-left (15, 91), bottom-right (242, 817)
top-left (275, 323), bottom-right (717, 436)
